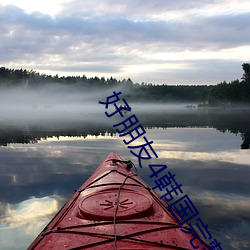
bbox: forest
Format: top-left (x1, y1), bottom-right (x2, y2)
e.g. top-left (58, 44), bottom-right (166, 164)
top-left (0, 63), bottom-right (250, 105)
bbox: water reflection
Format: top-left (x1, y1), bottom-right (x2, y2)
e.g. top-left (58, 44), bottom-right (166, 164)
top-left (1, 196), bottom-right (59, 228)
top-left (0, 109), bottom-right (250, 249)
top-left (0, 196), bottom-right (61, 250)
top-left (0, 107), bottom-right (250, 149)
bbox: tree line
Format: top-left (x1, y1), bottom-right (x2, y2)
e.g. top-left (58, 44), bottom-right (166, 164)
top-left (208, 63), bottom-right (250, 105)
top-left (0, 63), bottom-right (249, 104)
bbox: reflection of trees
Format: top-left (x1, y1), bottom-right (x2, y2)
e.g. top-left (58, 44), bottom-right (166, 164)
top-left (0, 123), bottom-right (117, 147)
top-left (241, 133), bottom-right (250, 149)
top-left (0, 131), bottom-right (38, 146)
top-left (0, 109), bottom-right (250, 149)
top-left (136, 109), bottom-right (250, 150)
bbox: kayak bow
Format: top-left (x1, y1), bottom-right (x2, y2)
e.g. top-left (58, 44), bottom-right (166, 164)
top-left (28, 152), bottom-right (209, 249)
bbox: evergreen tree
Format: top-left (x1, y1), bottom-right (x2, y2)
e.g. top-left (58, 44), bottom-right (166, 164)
top-left (242, 63), bottom-right (250, 83)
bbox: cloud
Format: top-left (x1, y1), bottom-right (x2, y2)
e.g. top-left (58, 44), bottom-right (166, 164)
top-left (1, 6), bottom-right (246, 51)
top-left (6, 5), bottom-right (248, 49)
top-left (0, 1), bottom-right (250, 84)
top-left (58, 0), bottom-right (237, 19)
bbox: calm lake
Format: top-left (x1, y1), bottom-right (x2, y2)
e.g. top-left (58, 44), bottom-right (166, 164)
top-left (0, 103), bottom-right (250, 249)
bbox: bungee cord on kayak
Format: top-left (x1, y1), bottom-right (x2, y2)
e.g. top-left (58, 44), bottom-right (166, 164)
top-left (112, 159), bottom-right (138, 250)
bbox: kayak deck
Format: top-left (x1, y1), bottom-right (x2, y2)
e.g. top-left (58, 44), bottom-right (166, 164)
top-left (28, 152), bottom-right (209, 249)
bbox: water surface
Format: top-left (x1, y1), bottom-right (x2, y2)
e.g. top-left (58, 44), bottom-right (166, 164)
top-left (0, 106), bottom-right (250, 249)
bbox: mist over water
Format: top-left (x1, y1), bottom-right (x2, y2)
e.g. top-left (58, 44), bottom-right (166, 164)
top-left (0, 85), bottom-right (198, 126)
top-left (0, 85), bottom-right (101, 122)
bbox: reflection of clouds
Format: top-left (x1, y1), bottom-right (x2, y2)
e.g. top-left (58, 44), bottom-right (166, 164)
top-left (0, 202), bottom-right (7, 218)
top-left (0, 196), bottom-right (61, 250)
top-left (155, 188), bottom-right (250, 220)
top-left (146, 127), bottom-right (243, 152)
top-left (0, 137), bottom-right (129, 203)
top-left (0, 196), bottom-right (59, 230)
top-left (191, 191), bottom-right (250, 249)
top-left (154, 188), bottom-right (250, 249)
top-left (38, 135), bottom-right (124, 166)
top-left (0, 128), bottom-right (248, 249)
top-left (43, 134), bottom-right (120, 142)
top-left (3, 135), bottom-right (124, 178)
top-left (190, 191), bottom-right (250, 216)
top-left (45, 149), bottom-right (65, 158)
top-left (157, 150), bottom-right (250, 166)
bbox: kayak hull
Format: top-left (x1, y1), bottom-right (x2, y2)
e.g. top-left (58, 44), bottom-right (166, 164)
top-left (28, 152), bottom-right (209, 249)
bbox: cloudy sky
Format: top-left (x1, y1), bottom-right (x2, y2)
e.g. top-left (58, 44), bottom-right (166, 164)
top-left (0, 0), bottom-right (250, 85)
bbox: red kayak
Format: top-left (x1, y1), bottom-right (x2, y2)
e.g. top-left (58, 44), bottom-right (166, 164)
top-left (28, 152), bottom-right (209, 249)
